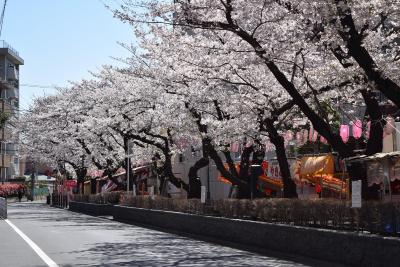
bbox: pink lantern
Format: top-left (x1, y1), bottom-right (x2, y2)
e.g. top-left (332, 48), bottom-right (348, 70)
top-left (303, 129), bottom-right (309, 143)
top-left (231, 142), bottom-right (239, 153)
top-left (312, 131), bottom-right (318, 142)
top-left (296, 132), bottom-right (302, 144)
top-left (308, 126), bottom-right (314, 141)
top-left (384, 116), bottom-right (395, 135)
top-left (286, 130), bottom-right (294, 141)
top-left (365, 121), bottom-right (371, 139)
top-left (352, 119), bottom-right (362, 139)
top-left (245, 140), bottom-right (253, 147)
top-left (320, 136), bottom-right (327, 144)
top-left (340, 124), bottom-right (350, 143)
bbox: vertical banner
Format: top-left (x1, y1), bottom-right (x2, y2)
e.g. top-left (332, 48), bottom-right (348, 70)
top-left (351, 180), bottom-right (362, 208)
top-left (201, 186), bottom-right (206, 203)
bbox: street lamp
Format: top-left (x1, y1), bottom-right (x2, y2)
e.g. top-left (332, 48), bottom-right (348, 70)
top-left (250, 164), bottom-right (262, 200)
top-left (125, 139), bottom-right (134, 194)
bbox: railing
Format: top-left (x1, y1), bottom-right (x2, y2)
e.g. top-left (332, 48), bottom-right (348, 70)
top-left (0, 40), bottom-right (19, 57)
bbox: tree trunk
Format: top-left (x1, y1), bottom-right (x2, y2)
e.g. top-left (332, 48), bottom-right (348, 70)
top-left (162, 148), bottom-right (190, 193)
top-left (187, 157), bottom-right (207, 198)
top-left (75, 167), bottom-right (87, 195)
top-left (335, 1), bottom-right (400, 108)
top-left (359, 90), bottom-right (385, 200)
top-left (123, 157), bottom-right (135, 192)
top-left (265, 119), bottom-right (298, 198)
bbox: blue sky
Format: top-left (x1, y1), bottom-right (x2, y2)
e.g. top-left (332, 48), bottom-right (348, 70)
top-left (1, 0), bottom-right (134, 111)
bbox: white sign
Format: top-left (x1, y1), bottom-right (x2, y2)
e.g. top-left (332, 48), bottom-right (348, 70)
top-left (132, 184), bottom-right (136, 196)
top-left (48, 185), bottom-right (54, 194)
top-left (148, 186), bottom-right (155, 200)
top-left (352, 180), bottom-right (362, 208)
top-left (201, 186), bottom-right (206, 203)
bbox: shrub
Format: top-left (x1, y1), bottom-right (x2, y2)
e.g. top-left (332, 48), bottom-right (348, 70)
top-left (73, 191), bottom-right (123, 204)
top-left (0, 184), bottom-right (26, 198)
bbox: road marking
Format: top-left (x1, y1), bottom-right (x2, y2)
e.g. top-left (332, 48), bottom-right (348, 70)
top-left (5, 219), bottom-right (59, 267)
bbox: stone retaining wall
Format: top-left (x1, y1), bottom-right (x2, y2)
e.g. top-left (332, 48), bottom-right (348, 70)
top-left (0, 197), bottom-right (6, 219)
top-left (113, 205), bottom-right (400, 267)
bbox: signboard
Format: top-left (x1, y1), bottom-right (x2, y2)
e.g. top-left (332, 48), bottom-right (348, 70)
top-left (201, 186), bottom-right (206, 203)
top-left (352, 180), bottom-right (362, 208)
top-left (64, 180), bottom-right (77, 188)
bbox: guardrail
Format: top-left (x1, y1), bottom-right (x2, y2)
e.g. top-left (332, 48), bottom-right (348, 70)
top-left (0, 40), bottom-right (20, 57)
top-left (0, 197), bottom-right (6, 219)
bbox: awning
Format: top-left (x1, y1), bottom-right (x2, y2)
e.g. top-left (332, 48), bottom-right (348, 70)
top-left (299, 154), bottom-right (334, 183)
top-left (347, 151), bottom-right (400, 162)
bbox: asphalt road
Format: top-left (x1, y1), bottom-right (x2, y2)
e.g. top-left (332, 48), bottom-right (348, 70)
top-left (0, 202), bottom-right (343, 267)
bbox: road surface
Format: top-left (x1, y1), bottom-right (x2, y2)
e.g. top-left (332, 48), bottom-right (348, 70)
top-left (0, 202), bottom-right (343, 267)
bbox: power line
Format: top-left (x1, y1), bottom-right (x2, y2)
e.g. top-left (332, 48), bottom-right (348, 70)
top-left (20, 84), bottom-right (61, 89)
top-left (0, 0), bottom-right (8, 38)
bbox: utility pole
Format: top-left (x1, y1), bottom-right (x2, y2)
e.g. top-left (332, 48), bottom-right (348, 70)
top-left (30, 161), bottom-right (35, 201)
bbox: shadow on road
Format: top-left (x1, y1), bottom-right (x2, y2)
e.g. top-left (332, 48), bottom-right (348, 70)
top-left (6, 203), bottom-right (344, 267)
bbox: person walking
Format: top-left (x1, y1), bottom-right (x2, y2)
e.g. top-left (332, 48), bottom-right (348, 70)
top-left (17, 188), bottom-right (23, 202)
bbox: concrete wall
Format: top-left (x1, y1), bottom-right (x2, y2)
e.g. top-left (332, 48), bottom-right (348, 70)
top-left (0, 197), bottom-right (6, 219)
top-left (113, 205), bottom-right (400, 267)
top-left (69, 201), bottom-right (113, 216)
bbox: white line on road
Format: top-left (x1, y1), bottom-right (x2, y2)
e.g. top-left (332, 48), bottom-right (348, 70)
top-left (5, 219), bottom-right (59, 267)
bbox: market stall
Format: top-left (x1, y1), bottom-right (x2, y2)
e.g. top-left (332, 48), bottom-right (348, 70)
top-left (218, 160), bottom-right (284, 197)
top-left (297, 154), bottom-right (348, 199)
top-left (355, 151), bottom-right (400, 201)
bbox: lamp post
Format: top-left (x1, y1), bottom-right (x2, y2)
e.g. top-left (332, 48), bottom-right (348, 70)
top-left (250, 164), bottom-right (261, 200)
top-left (206, 162), bottom-right (211, 202)
top-left (125, 139), bottom-right (134, 194)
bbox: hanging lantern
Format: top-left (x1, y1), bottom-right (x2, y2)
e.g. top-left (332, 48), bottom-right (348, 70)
top-left (231, 141), bottom-right (239, 153)
top-left (320, 136), bottom-right (327, 144)
top-left (340, 124), bottom-right (350, 143)
top-left (365, 121), bottom-right (371, 139)
top-left (286, 130), bottom-right (294, 141)
top-left (384, 116), bottom-right (395, 135)
top-left (308, 126), bottom-right (314, 141)
top-left (296, 132), bottom-right (302, 144)
top-left (352, 119), bottom-right (362, 139)
top-left (303, 129), bottom-right (309, 143)
top-left (312, 131), bottom-right (318, 142)
top-left (245, 140), bottom-right (253, 147)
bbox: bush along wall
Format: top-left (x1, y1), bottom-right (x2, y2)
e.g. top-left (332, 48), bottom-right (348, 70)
top-left (119, 196), bottom-right (400, 236)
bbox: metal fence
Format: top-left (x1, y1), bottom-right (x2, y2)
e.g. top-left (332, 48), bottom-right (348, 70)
top-left (0, 40), bottom-right (20, 57)
top-left (0, 197), bottom-right (6, 219)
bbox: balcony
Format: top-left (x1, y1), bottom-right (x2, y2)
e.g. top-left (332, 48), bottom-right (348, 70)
top-left (0, 40), bottom-right (24, 65)
top-left (0, 128), bottom-right (11, 141)
top-left (0, 99), bottom-right (12, 114)
top-left (0, 154), bottom-right (12, 168)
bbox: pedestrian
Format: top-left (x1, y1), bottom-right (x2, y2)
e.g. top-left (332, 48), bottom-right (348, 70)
top-left (18, 189), bottom-right (23, 202)
top-left (316, 183), bottom-right (322, 199)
